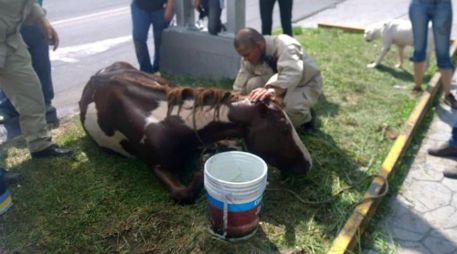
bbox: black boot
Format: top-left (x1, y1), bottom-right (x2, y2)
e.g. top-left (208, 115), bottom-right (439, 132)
top-left (298, 109), bottom-right (317, 134)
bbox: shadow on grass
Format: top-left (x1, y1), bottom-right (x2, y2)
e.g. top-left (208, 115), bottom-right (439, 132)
top-left (375, 65), bottom-right (414, 83)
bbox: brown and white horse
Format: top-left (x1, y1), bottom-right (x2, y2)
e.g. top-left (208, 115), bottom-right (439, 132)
top-left (79, 62), bottom-right (312, 203)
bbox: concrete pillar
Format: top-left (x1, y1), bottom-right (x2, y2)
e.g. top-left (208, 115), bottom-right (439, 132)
top-left (175, 0), bottom-right (196, 29)
top-left (226, 0), bottom-right (245, 34)
top-left (161, 0), bottom-right (246, 79)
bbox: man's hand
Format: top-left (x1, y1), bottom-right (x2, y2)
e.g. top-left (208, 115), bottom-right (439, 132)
top-left (248, 88), bottom-right (276, 102)
top-left (39, 16), bottom-right (59, 51)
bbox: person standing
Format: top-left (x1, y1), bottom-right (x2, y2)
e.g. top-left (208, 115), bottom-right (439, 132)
top-left (131, 0), bottom-right (174, 74)
top-left (193, 0), bottom-right (224, 35)
top-left (0, 0), bottom-right (58, 124)
top-left (0, 0), bottom-right (72, 158)
top-left (409, 0), bottom-right (456, 109)
top-left (259, 0), bottom-right (293, 36)
top-left (233, 27), bottom-right (322, 132)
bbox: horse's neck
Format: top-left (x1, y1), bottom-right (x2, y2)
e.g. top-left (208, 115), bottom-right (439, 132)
top-left (189, 99), bottom-right (257, 143)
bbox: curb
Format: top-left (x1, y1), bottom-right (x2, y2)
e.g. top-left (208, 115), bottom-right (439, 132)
top-left (318, 23), bottom-right (457, 254)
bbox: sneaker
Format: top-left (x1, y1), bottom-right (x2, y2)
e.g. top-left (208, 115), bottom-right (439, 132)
top-left (444, 93), bottom-right (457, 109)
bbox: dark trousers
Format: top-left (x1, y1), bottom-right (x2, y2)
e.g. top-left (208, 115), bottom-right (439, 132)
top-left (259, 0), bottom-right (293, 36)
top-left (201, 0), bottom-right (222, 35)
top-left (0, 24), bottom-right (54, 116)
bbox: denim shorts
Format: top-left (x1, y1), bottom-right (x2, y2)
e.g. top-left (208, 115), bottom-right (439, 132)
top-left (409, 0), bottom-right (453, 69)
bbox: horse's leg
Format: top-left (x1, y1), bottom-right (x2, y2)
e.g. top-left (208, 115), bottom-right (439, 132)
top-left (152, 165), bottom-right (202, 204)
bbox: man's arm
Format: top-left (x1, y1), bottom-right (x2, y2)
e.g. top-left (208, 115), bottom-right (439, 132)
top-left (38, 15), bottom-right (59, 51)
top-left (266, 44), bottom-right (304, 91)
top-left (233, 60), bottom-right (254, 94)
top-left (164, 0), bottom-right (174, 22)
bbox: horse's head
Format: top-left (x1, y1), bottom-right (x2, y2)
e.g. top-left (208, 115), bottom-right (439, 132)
top-left (229, 99), bottom-right (312, 176)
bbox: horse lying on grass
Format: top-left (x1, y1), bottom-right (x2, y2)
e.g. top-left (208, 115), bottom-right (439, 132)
top-left (79, 62), bottom-right (312, 204)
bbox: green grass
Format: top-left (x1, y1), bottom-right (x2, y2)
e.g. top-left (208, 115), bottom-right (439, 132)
top-left (0, 28), bottom-right (436, 253)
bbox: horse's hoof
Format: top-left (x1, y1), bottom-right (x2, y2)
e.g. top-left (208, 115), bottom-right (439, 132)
top-left (171, 189), bottom-right (197, 205)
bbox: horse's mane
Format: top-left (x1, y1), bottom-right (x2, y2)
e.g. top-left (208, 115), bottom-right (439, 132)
top-left (166, 87), bottom-right (242, 120)
top-left (165, 86), bottom-right (285, 122)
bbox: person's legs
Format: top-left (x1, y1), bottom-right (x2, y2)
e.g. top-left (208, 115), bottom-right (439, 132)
top-left (430, 0), bottom-right (455, 108)
top-left (278, 0), bottom-right (293, 36)
top-left (259, 0), bottom-right (276, 35)
top-left (131, 2), bottom-right (154, 73)
top-left (207, 0), bottom-right (222, 35)
top-left (409, 0), bottom-right (430, 92)
top-left (21, 25), bottom-right (54, 106)
top-left (151, 9), bottom-right (169, 73)
top-left (0, 40), bottom-right (52, 153)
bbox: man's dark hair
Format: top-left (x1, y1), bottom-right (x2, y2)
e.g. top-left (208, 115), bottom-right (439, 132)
top-left (234, 27), bottom-right (265, 49)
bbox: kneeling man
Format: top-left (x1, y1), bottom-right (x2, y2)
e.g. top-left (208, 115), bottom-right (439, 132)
top-left (233, 27), bottom-right (323, 132)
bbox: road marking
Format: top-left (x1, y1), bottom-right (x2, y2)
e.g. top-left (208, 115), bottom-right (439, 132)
top-left (49, 35), bottom-right (131, 63)
top-left (51, 7), bottom-right (129, 27)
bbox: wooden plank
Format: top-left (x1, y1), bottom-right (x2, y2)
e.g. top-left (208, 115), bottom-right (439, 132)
top-left (317, 23), bottom-right (364, 33)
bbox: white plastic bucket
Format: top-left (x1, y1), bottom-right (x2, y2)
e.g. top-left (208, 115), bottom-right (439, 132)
top-left (204, 151), bottom-right (268, 239)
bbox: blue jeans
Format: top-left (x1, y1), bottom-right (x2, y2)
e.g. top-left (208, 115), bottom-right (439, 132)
top-left (0, 25), bottom-right (54, 116)
top-left (409, 0), bottom-right (453, 69)
top-left (131, 1), bottom-right (170, 73)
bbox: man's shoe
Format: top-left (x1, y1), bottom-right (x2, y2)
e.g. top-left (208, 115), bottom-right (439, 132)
top-left (31, 144), bottom-right (72, 159)
top-left (298, 109), bottom-right (317, 134)
top-left (428, 142), bottom-right (457, 158)
top-left (444, 93), bottom-right (457, 109)
top-left (443, 168), bottom-right (457, 179)
top-left (0, 168), bottom-right (20, 186)
top-left (298, 120), bottom-right (316, 134)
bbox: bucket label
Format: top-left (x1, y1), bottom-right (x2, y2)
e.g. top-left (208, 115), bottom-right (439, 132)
top-left (208, 194), bottom-right (263, 212)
